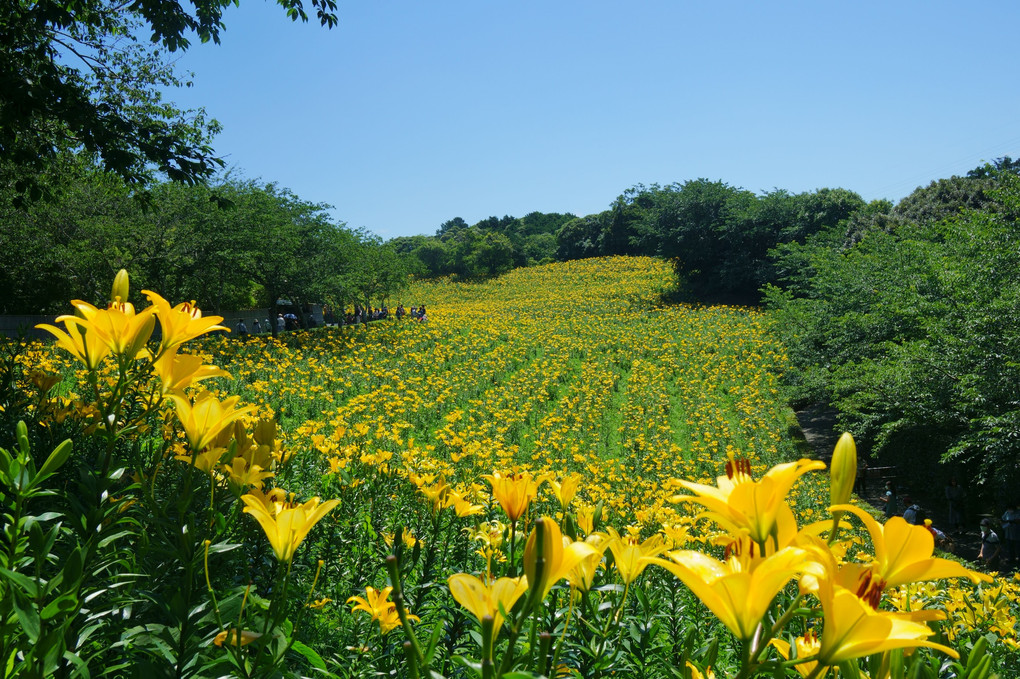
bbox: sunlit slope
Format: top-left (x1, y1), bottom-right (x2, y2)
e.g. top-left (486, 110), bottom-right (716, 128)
top-left (216, 256), bottom-right (804, 526)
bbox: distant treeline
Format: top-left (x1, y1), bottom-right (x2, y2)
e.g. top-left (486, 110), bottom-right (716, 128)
top-left (393, 182), bottom-right (866, 302)
top-left (0, 157), bottom-right (412, 318)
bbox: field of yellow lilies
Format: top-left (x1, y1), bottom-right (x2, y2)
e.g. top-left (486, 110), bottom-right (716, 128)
top-left (1, 257), bottom-right (1017, 678)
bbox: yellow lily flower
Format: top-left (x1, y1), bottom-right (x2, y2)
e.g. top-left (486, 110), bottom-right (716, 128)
top-left (447, 573), bottom-right (529, 641)
top-left (816, 581), bottom-right (958, 665)
top-left (151, 347), bottom-right (230, 395)
top-left (484, 471), bottom-right (544, 523)
top-left (770, 632), bottom-right (826, 678)
top-left (576, 504), bottom-right (597, 535)
top-left (61, 300), bottom-right (156, 359)
top-left (448, 492), bottom-right (486, 518)
top-left (213, 629), bottom-right (262, 647)
top-left (606, 527), bottom-right (668, 584)
top-left (566, 532), bottom-right (611, 592)
top-left (222, 456), bottom-right (274, 492)
top-left (170, 391), bottom-right (257, 452)
top-left (685, 661), bottom-right (716, 679)
top-left (346, 586), bottom-right (417, 635)
top-left (643, 546), bottom-right (808, 642)
top-left (672, 458), bottom-right (825, 549)
top-left (420, 480), bottom-right (450, 512)
top-left (143, 289), bottom-right (228, 351)
top-left (523, 517), bottom-right (597, 600)
top-left (244, 486), bottom-right (289, 512)
top-left (241, 492), bottom-right (339, 563)
top-left (175, 446), bottom-right (226, 474)
top-left (832, 504), bottom-right (989, 592)
top-left (547, 472), bottom-right (583, 511)
top-left (37, 317), bottom-right (112, 370)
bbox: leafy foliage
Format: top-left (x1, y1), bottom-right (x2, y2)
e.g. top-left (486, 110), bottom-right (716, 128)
top-left (767, 168), bottom-right (1020, 491)
top-left (0, 0), bottom-right (337, 200)
top-left (0, 163), bottom-right (413, 316)
top-left (550, 182), bottom-right (864, 302)
top-left (401, 212), bottom-right (576, 279)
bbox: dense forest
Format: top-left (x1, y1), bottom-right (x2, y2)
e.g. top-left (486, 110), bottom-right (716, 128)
top-left (0, 158), bottom-right (412, 318)
top-left (766, 160), bottom-right (1020, 497)
top-left (399, 183), bottom-right (865, 301)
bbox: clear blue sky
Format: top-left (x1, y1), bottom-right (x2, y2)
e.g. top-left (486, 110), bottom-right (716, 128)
top-left (171, 0), bottom-right (1020, 239)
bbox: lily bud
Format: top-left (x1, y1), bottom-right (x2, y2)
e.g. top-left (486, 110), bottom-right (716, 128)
top-left (523, 517), bottom-right (551, 601)
top-left (830, 432), bottom-right (857, 507)
top-left (828, 432), bottom-right (857, 544)
top-left (111, 269), bottom-right (130, 305)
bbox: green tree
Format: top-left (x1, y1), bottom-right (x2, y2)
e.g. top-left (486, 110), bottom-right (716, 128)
top-left (555, 214), bottom-right (605, 260)
top-left (412, 239), bottom-right (451, 277)
top-left (1, 0), bottom-right (337, 199)
top-left (471, 231), bottom-right (515, 276)
top-left (767, 171), bottom-right (1020, 490)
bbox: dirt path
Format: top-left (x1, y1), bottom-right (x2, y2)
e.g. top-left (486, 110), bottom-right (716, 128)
top-left (793, 404), bottom-right (994, 568)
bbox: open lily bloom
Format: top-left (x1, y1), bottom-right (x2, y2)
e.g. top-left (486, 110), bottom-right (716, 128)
top-left (170, 391), bottom-right (257, 452)
top-left (62, 299), bottom-right (156, 358)
top-left (143, 289), bottom-right (227, 352)
top-left (606, 527), bottom-right (668, 585)
top-left (547, 472), bottom-right (583, 510)
top-left (37, 316), bottom-right (112, 370)
top-left (347, 586), bottom-right (416, 635)
top-left (831, 504), bottom-right (989, 590)
top-left (241, 493), bottom-right (339, 563)
top-left (152, 347), bottom-right (230, 395)
top-left (815, 580), bottom-right (958, 665)
top-left (448, 573), bottom-right (529, 642)
top-left (771, 632), bottom-right (827, 679)
top-left (484, 471), bottom-right (544, 522)
top-left (672, 457), bottom-right (825, 550)
top-left (643, 545), bottom-right (809, 642)
top-left (567, 532), bottom-right (611, 592)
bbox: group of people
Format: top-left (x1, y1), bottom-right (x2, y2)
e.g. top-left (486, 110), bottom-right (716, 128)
top-left (340, 303), bottom-right (428, 325)
top-left (232, 303), bottom-right (428, 338)
top-left (235, 312), bottom-right (305, 337)
top-left (879, 477), bottom-right (1020, 571)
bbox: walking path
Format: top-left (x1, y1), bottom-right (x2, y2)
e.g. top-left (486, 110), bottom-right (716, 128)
top-left (794, 404), bottom-right (988, 568)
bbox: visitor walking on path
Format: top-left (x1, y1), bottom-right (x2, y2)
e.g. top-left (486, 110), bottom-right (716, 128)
top-left (1001, 503), bottom-right (1020, 567)
top-left (979, 518), bottom-right (1001, 570)
top-left (945, 478), bottom-right (966, 534)
top-left (881, 480), bottom-right (898, 518)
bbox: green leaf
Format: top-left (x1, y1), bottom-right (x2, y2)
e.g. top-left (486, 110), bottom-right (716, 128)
top-left (290, 640), bottom-right (326, 670)
top-left (61, 547), bottom-right (84, 588)
top-left (0, 446), bottom-right (13, 480)
top-left (10, 588), bottom-right (41, 642)
top-left (0, 566), bottom-right (41, 598)
top-left (41, 593), bottom-right (79, 620)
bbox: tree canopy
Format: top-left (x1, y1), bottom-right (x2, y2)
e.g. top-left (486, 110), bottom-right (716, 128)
top-left (0, 160), bottom-right (411, 319)
top-left (0, 0), bottom-right (337, 200)
top-left (766, 165), bottom-right (1020, 493)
